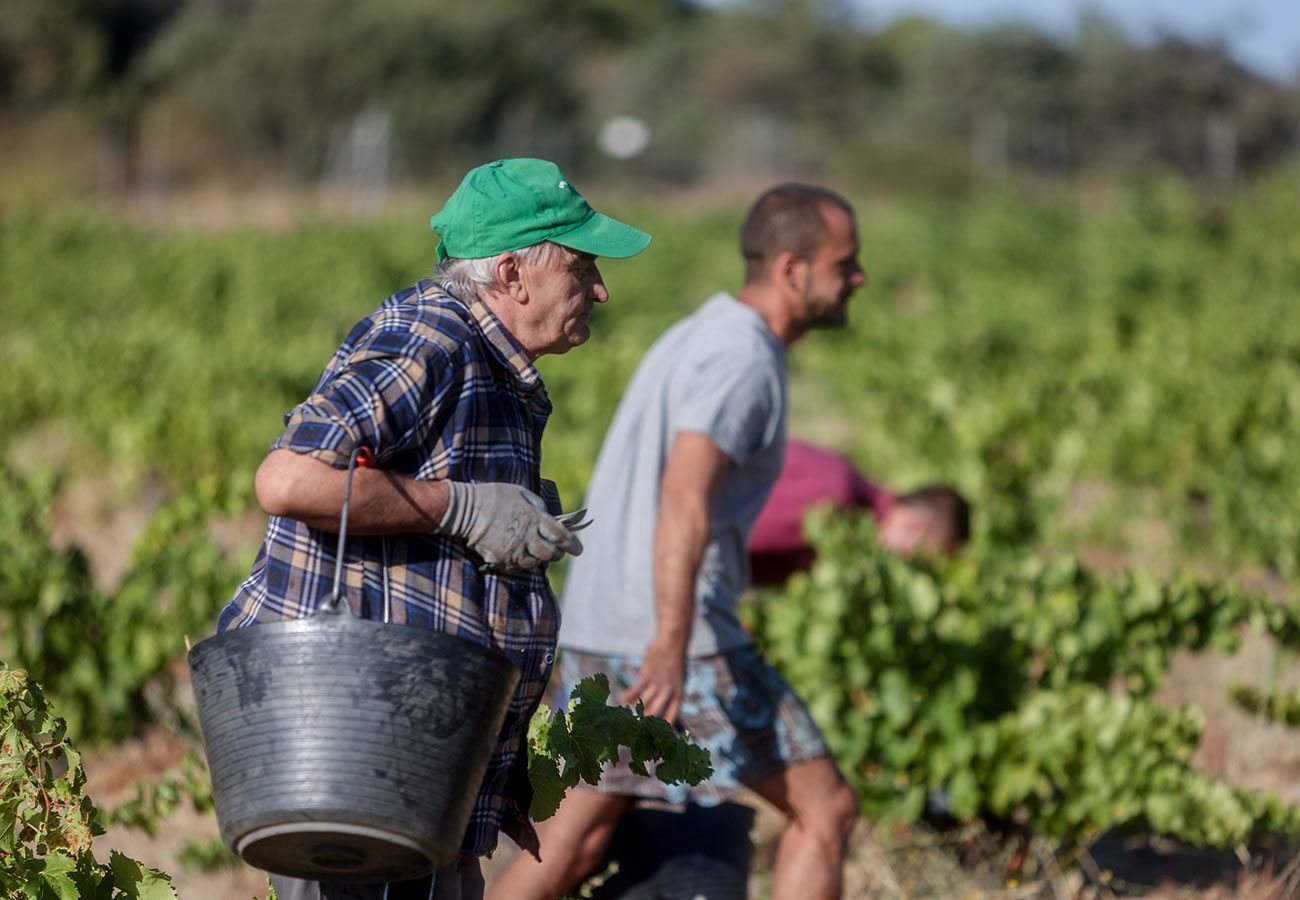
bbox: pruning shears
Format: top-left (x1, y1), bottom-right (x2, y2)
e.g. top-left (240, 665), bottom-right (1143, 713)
top-left (477, 507), bottom-right (593, 575)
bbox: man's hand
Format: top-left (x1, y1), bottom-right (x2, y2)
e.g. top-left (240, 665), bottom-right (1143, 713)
top-left (624, 639), bottom-right (687, 723)
top-left (439, 481), bottom-right (583, 574)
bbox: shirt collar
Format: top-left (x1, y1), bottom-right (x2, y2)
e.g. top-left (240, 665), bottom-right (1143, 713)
top-left (423, 281), bottom-right (548, 397)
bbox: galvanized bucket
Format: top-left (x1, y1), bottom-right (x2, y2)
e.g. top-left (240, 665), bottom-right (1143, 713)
top-left (189, 448), bottom-right (520, 882)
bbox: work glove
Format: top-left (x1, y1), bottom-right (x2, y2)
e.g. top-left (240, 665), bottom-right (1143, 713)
top-left (438, 481), bottom-right (583, 574)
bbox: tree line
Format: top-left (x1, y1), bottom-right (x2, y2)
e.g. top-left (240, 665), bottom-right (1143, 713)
top-left (2, 0), bottom-right (1297, 191)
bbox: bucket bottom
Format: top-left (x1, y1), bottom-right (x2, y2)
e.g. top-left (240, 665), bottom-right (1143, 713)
top-left (238, 821), bottom-right (440, 882)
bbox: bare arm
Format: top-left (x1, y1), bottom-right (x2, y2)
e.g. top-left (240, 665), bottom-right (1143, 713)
top-left (624, 431), bottom-right (732, 722)
top-left (255, 448), bottom-right (449, 535)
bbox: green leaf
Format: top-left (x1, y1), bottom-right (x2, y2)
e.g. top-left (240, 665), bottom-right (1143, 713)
top-left (652, 735), bottom-right (713, 786)
top-left (878, 671), bottom-right (914, 726)
top-left (568, 673), bottom-right (612, 709)
top-left (109, 850), bottom-right (178, 900)
top-left (944, 769), bottom-right (979, 820)
top-left (38, 849), bottom-right (79, 900)
top-left (525, 674), bottom-right (711, 815)
top-left (527, 753), bottom-right (566, 822)
top-left (564, 677), bottom-right (637, 786)
top-left (0, 797), bottom-right (19, 853)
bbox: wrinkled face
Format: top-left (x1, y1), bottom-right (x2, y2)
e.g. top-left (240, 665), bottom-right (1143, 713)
top-left (519, 246), bottom-right (609, 357)
top-left (798, 204), bottom-right (866, 330)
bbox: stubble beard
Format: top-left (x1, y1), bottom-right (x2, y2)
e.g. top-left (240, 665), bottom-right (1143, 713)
top-left (811, 295), bottom-right (850, 330)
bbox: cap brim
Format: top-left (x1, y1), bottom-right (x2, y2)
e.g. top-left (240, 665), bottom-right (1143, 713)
top-left (551, 211), bottom-right (651, 259)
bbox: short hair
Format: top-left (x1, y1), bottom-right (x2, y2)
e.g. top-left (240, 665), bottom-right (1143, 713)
top-left (896, 485), bottom-right (972, 550)
top-left (434, 241), bottom-right (562, 301)
top-left (740, 183), bottom-right (853, 284)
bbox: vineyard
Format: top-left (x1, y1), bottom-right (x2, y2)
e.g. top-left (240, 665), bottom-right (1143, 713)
top-left (5, 169), bottom-right (1300, 896)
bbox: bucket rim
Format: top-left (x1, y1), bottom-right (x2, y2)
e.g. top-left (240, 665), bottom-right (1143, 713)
top-left (188, 613), bottom-right (521, 677)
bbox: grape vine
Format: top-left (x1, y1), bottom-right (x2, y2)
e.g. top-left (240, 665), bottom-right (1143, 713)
top-left (0, 665), bottom-right (177, 899)
top-left (746, 511), bottom-right (1300, 853)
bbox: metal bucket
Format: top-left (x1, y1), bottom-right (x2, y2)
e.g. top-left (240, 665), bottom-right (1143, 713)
top-left (189, 448), bottom-right (521, 882)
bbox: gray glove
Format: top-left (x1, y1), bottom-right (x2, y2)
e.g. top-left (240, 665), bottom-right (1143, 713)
top-left (438, 481), bottom-right (583, 574)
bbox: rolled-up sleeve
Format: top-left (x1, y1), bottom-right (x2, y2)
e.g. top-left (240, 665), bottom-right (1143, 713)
top-left (273, 326), bottom-right (454, 468)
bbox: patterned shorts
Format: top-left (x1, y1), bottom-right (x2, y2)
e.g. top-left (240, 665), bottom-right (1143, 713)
top-left (551, 645), bottom-right (831, 805)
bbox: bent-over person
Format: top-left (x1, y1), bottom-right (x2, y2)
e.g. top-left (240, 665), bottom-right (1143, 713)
top-left (749, 438), bottom-right (971, 586)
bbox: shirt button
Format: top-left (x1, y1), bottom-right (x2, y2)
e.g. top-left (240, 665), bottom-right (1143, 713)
top-left (543, 652), bottom-right (554, 666)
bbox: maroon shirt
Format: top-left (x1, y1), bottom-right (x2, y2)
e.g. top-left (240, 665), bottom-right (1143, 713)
top-left (748, 440), bottom-right (895, 585)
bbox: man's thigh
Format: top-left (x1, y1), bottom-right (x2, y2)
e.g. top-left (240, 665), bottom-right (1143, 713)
top-left (685, 647), bottom-right (833, 798)
top-left (749, 755), bottom-right (852, 822)
top-left (531, 786), bottom-right (634, 866)
top-left (484, 789), bottom-right (633, 897)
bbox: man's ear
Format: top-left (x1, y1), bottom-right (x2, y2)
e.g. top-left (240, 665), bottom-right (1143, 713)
top-left (494, 252), bottom-right (528, 303)
top-left (774, 251), bottom-right (808, 296)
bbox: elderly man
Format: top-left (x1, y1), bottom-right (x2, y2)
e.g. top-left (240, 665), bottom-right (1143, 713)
top-left (490, 183), bottom-right (866, 900)
top-left (216, 158), bottom-right (650, 900)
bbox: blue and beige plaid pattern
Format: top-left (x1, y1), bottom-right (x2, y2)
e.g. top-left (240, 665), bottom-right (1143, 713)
top-left (218, 280), bottom-right (561, 856)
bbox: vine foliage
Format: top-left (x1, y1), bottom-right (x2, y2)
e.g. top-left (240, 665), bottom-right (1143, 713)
top-left (747, 512), bottom-right (1300, 855)
top-left (527, 674), bottom-right (714, 821)
top-left (0, 665), bottom-right (176, 899)
top-left (0, 465), bottom-right (241, 745)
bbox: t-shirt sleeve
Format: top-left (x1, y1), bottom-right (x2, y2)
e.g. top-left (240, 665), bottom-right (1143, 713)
top-left (273, 326), bottom-right (453, 469)
top-left (674, 350), bottom-right (781, 465)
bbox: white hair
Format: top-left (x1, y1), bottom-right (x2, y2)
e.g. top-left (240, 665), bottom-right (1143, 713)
top-left (434, 241), bottom-right (563, 300)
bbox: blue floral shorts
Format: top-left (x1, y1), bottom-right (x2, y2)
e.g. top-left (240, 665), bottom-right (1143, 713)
top-left (551, 645), bottom-right (831, 805)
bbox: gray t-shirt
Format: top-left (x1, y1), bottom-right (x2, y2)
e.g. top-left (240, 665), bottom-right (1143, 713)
top-left (559, 293), bottom-right (787, 658)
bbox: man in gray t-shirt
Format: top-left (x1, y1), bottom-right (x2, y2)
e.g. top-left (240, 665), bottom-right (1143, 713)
top-left (558, 290), bottom-right (787, 659)
top-left (489, 185), bottom-right (867, 900)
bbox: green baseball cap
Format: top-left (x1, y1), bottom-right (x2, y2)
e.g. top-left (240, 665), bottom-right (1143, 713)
top-left (430, 158), bottom-right (651, 262)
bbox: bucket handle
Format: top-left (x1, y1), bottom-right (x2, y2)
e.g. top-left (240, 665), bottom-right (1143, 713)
top-left (322, 445), bottom-right (393, 620)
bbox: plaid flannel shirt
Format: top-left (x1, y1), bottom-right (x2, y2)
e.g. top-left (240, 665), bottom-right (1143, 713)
top-left (217, 279), bottom-right (561, 857)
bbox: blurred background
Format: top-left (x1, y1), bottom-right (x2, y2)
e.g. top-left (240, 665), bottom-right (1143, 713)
top-left (5, 1), bottom-right (1300, 898)
top-left (2, 0), bottom-right (1297, 203)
